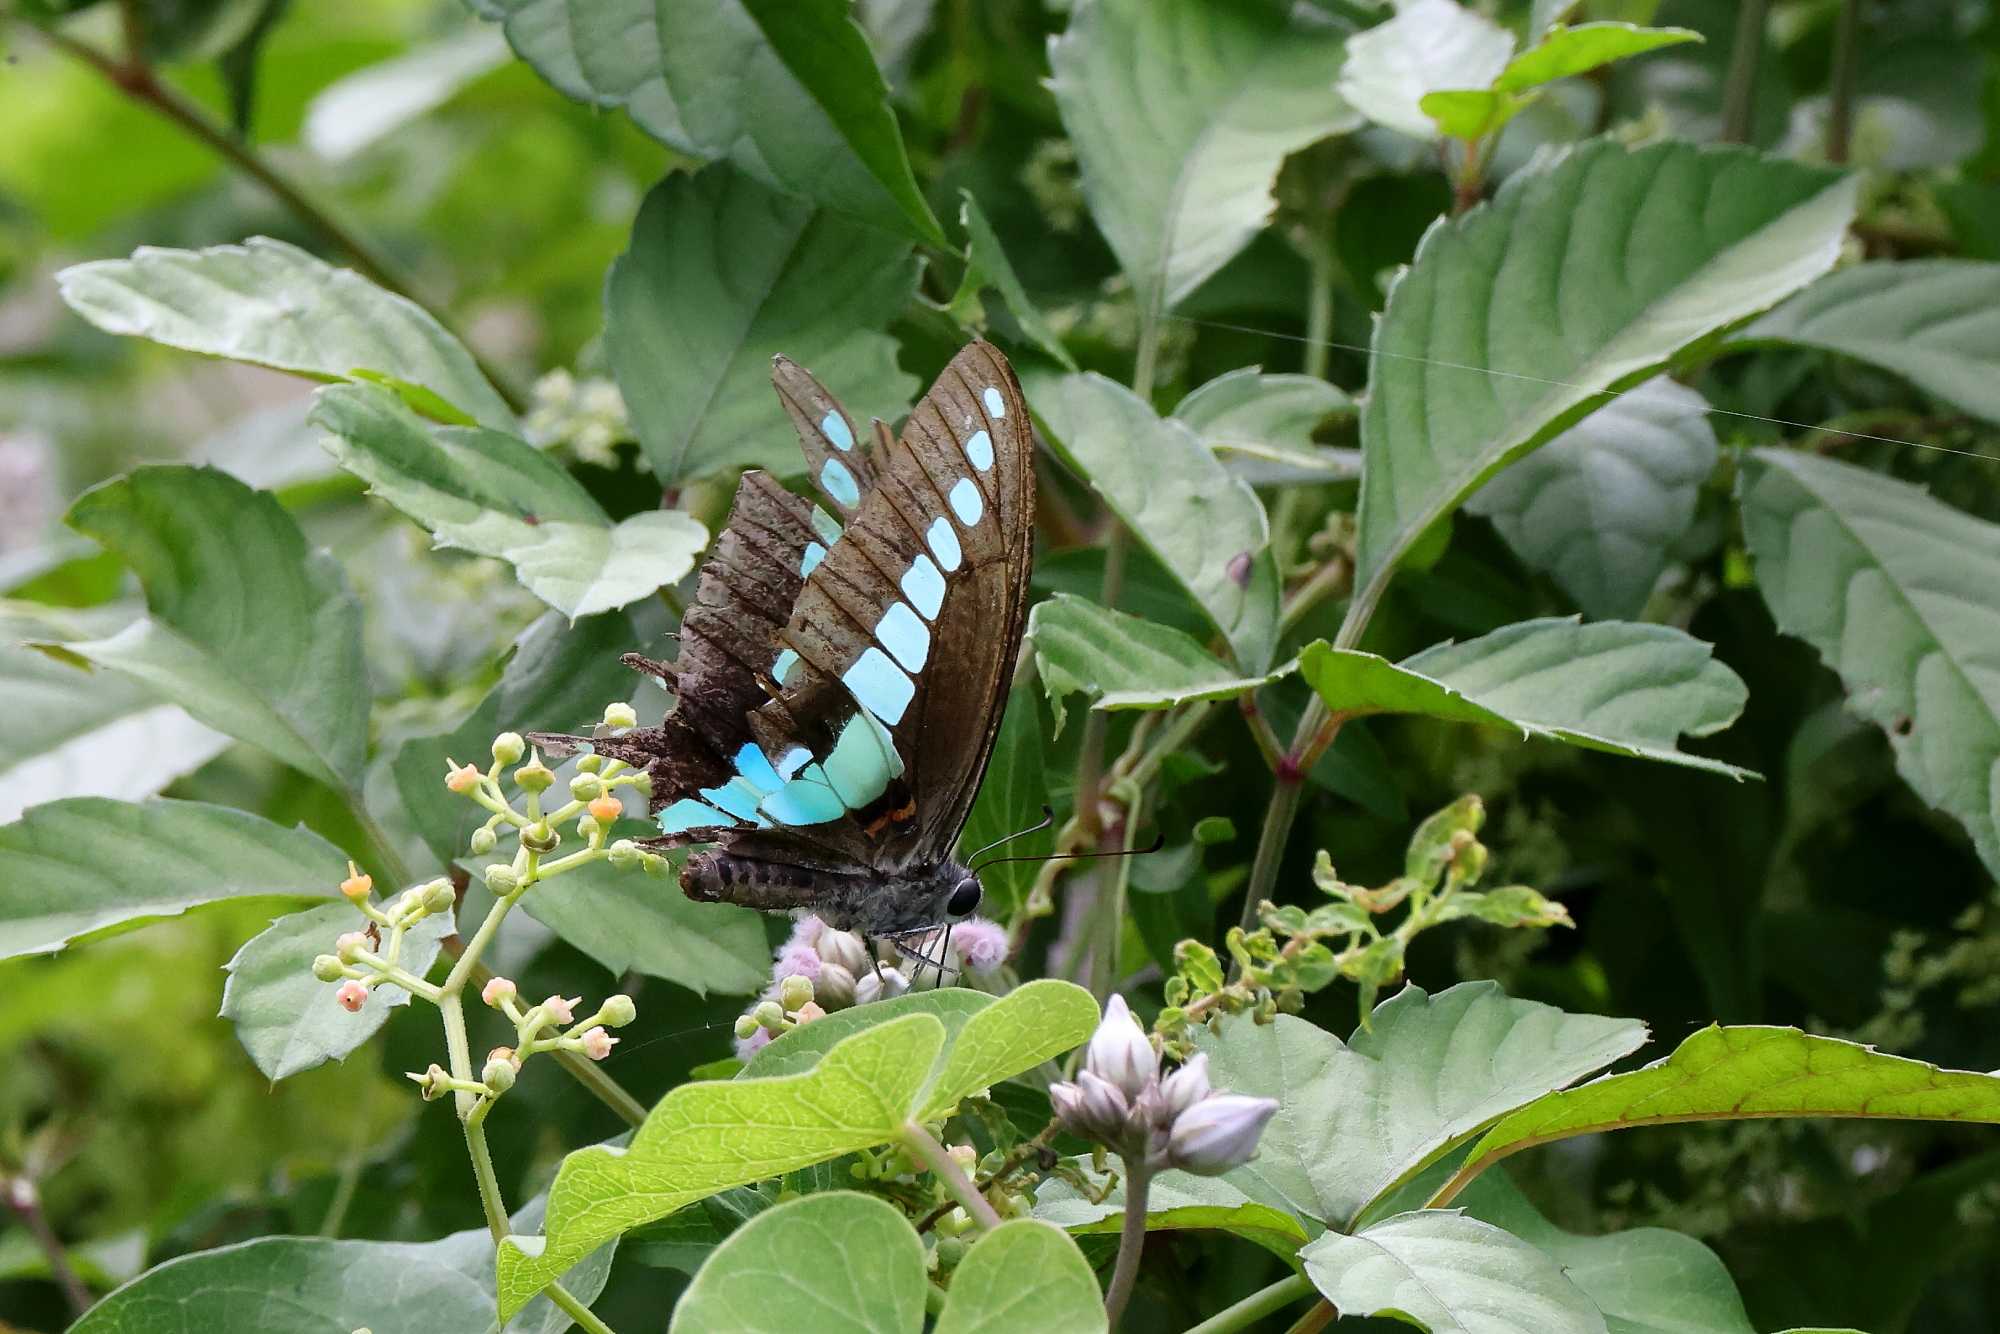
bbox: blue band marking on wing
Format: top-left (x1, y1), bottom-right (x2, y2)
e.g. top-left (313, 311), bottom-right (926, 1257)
top-left (760, 764), bottom-right (845, 825)
top-left (733, 741), bottom-right (783, 793)
top-left (949, 477), bottom-right (984, 526)
top-left (772, 648), bottom-right (800, 686)
top-left (875, 601), bottom-right (931, 673)
top-left (927, 517), bottom-right (962, 571)
top-left (659, 797), bottom-right (734, 835)
top-left (775, 745), bottom-right (812, 779)
top-left (800, 542), bottom-right (828, 576)
top-left (810, 506), bottom-right (843, 546)
top-left (700, 781), bottom-right (771, 826)
top-left (820, 458), bottom-right (861, 508)
top-left (901, 554), bottom-right (945, 620)
top-left (964, 428), bottom-right (994, 472)
top-left (842, 646), bottom-right (915, 724)
top-left (983, 386), bottom-right (1006, 418)
top-left (821, 411), bottom-right (854, 451)
top-left (820, 711), bottom-right (901, 808)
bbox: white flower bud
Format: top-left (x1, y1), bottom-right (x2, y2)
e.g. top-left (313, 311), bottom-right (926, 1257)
top-left (491, 732), bottom-right (526, 765)
top-left (602, 701), bottom-right (638, 729)
top-left (814, 962), bottom-right (857, 1009)
top-left (482, 1057), bottom-right (517, 1092)
top-left (853, 966), bottom-right (909, 1005)
top-left (599, 994), bottom-right (637, 1027)
top-left (752, 1000), bottom-right (787, 1031)
top-left (484, 864), bottom-right (519, 894)
top-left (778, 974), bottom-right (814, 1013)
top-left (1084, 994), bottom-right (1158, 1101)
top-left (569, 772), bottom-right (604, 801)
top-left (421, 880), bottom-right (456, 914)
top-left (1158, 1052), bottom-right (1212, 1121)
top-left (1166, 1094), bottom-right (1279, 1176)
top-left (815, 928), bottom-right (870, 976)
top-left (1070, 1069), bottom-right (1135, 1143)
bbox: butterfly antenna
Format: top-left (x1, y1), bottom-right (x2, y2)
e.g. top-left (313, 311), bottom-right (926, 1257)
top-left (973, 831), bottom-right (1167, 874)
top-left (964, 806), bottom-right (1056, 864)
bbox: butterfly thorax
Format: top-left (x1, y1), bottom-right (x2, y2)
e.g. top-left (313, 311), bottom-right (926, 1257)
top-left (681, 849), bottom-right (981, 938)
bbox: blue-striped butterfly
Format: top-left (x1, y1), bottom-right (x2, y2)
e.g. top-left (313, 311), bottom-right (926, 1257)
top-left (537, 342), bottom-right (1034, 944)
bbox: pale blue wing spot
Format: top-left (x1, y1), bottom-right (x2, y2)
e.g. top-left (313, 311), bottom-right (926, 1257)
top-left (574, 741), bottom-right (595, 755)
top-left (875, 601), bottom-right (930, 673)
top-left (983, 386), bottom-right (1006, 418)
top-left (810, 506), bottom-right (843, 546)
top-left (659, 798), bottom-right (735, 835)
top-left (820, 458), bottom-right (861, 508)
top-left (949, 477), bottom-right (983, 526)
top-left (927, 517), bottom-right (962, 571)
top-left (963, 428), bottom-right (994, 472)
top-left (842, 646), bottom-right (915, 725)
top-left (761, 764), bottom-right (846, 825)
top-left (773, 648), bottom-right (800, 686)
top-left (801, 542), bottom-right (828, 576)
top-left (733, 741), bottom-right (783, 794)
top-left (821, 711), bottom-right (902, 808)
top-left (901, 555), bottom-right (945, 620)
top-left (776, 745), bottom-right (812, 779)
top-left (700, 780), bottom-right (770, 826)
top-left (821, 410), bottom-right (855, 451)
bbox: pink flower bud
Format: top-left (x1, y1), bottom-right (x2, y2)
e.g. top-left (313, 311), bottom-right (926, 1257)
top-left (482, 977), bottom-right (517, 1009)
top-left (1159, 1052), bottom-right (1212, 1120)
top-left (335, 931), bottom-right (369, 963)
top-left (335, 980), bottom-right (369, 1013)
top-left (1085, 994), bottom-right (1158, 1101)
top-left (444, 760), bottom-right (482, 794)
top-left (1050, 1069), bottom-right (1136, 1146)
top-left (773, 942), bottom-right (822, 984)
top-left (579, 1026), bottom-right (619, 1060)
top-left (950, 916), bottom-right (1009, 972)
top-left (1167, 1094), bottom-right (1279, 1176)
top-left (794, 1002), bottom-right (826, 1023)
top-left (787, 914), bottom-right (828, 950)
top-left (543, 995), bottom-right (580, 1026)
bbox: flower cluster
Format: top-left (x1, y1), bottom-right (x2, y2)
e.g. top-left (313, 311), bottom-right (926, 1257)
top-left (310, 863), bottom-right (455, 1014)
top-left (1050, 996), bottom-right (1277, 1177)
top-left (524, 368), bottom-right (631, 468)
top-left (424, 977), bottom-right (640, 1100)
top-left (731, 913), bottom-right (1011, 1061)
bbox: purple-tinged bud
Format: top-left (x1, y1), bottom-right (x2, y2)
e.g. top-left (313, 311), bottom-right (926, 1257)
top-left (1071, 1069), bottom-right (1134, 1142)
top-left (1167, 1094), bottom-right (1279, 1176)
top-left (774, 942), bottom-right (822, 984)
top-left (1084, 994), bottom-right (1157, 1101)
top-left (1159, 1052), bottom-right (1212, 1120)
top-left (815, 962), bottom-right (857, 1009)
top-left (951, 917), bottom-right (1009, 973)
top-left (735, 1026), bottom-right (773, 1061)
top-left (1225, 551), bottom-right (1253, 588)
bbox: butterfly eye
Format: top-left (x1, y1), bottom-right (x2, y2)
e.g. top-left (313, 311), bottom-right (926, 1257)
top-left (947, 877), bottom-right (982, 918)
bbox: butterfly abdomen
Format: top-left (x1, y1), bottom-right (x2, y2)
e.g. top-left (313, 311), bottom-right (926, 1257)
top-left (681, 849), bottom-right (852, 914)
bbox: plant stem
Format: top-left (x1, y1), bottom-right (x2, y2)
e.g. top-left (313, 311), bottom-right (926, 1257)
top-left (1103, 1160), bottom-right (1151, 1330)
top-left (1180, 1273), bottom-right (1315, 1334)
top-left (316, 1140), bottom-right (366, 1237)
top-left (4, 1176), bottom-right (90, 1317)
top-left (1826, 0), bottom-right (1860, 164)
top-left (902, 1122), bottom-right (1003, 1230)
top-left (1281, 1300), bottom-right (1337, 1334)
top-left (1719, 0), bottom-right (1770, 144)
top-left (12, 15), bottom-right (525, 413)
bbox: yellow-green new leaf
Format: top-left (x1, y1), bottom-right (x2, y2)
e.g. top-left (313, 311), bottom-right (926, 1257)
top-left (934, 1220), bottom-right (1107, 1334)
top-left (669, 1193), bottom-right (927, 1334)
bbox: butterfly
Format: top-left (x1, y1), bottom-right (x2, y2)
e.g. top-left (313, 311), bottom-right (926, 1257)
top-left (535, 341), bottom-right (1035, 948)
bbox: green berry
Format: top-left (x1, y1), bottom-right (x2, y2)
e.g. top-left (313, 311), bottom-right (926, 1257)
top-left (421, 880), bottom-right (457, 914)
top-left (569, 772), bottom-right (603, 801)
top-left (484, 864), bottom-right (520, 894)
top-left (491, 732), bottom-right (526, 765)
top-left (600, 994), bottom-right (637, 1027)
top-left (311, 954), bottom-right (345, 982)
top-left (468, 826), bottom-right (498, 855)
top-left (514, 759), bottom-right (555, 793)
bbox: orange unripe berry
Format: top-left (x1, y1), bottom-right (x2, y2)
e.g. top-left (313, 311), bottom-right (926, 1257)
top-left (588, 794), bottom-right (622, 824)
top-left (339, 860), bottom-right (372, 901)
top-left (444, 760), bottom-right (482, 794)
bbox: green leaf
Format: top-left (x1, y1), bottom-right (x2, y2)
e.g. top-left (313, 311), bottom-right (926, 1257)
top-left (220, 900), bottom-right (454, 1080)
top-left (302, 27), bottom-right (514, 161)
top-left (1457, 1173), bottom-right (1757, 1334)
top-left (1419, 88), bottom-right (1536, 142)
top-left (1049, 0), bottom-right (1357, 322)
top-left (670, 1193), bottom-right (925, 1334)
top-left (1494, 22), bottom-right (1702, 94)
top-left (1465, 378), bottom-right (1718, 619)
top-left (0, 798), bottom-right (347, 960)
top-left (1030, 373), bottom-right (1279, 670)
top-left (1300, 617), bottom-right (1751, 778)
top-left (519, 833), bottom-right (767, 996)
top-left (1338, 0), bottom-right (1515, 139)
top-left (1027, 594), bottom-right (1289, 729)
top-left (1446, 1026), bottom-right (2000, 1207)
top-left (952, 192), bottom-right (1078, 371)
top-left (55, 238), bottom-right (515, 430)
top-left (74, 1194), bottom-right (612, 1334)
top-left (1727, 260), bottom-right (2000, 426)
top-left (1740, 448), bottom-right (2000, 879)
top-left (1301, 1210), bottom-right (1607, 1334)
top-left (476, 0), bottom-right (942, 243)
top-left (609, 167), bottom-right (919, 488)
top-left (1353, 140), bottom-right (1855, 623)
top-left (956, 681), bottom-right (1051, 918)
top-left (1033, 1165), bottom-right (1312, 1259)
top-left (60, 467), bottom-right (369, 792)
top-left (1195, 982), bottom-right (1645, 1229)
top-left (498, 981), bottom-right (1097, 1315)
top-left (310, 383), bottom-right (707, 618)
top-left (934, 1219), bottom-right (1108, 1334)
top-left (1173, 368), bottom-right (1357, 484)
top-left (0, 606), bottom-right (231, 824)
top-left (394, 611), bottom-right (643, 863)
